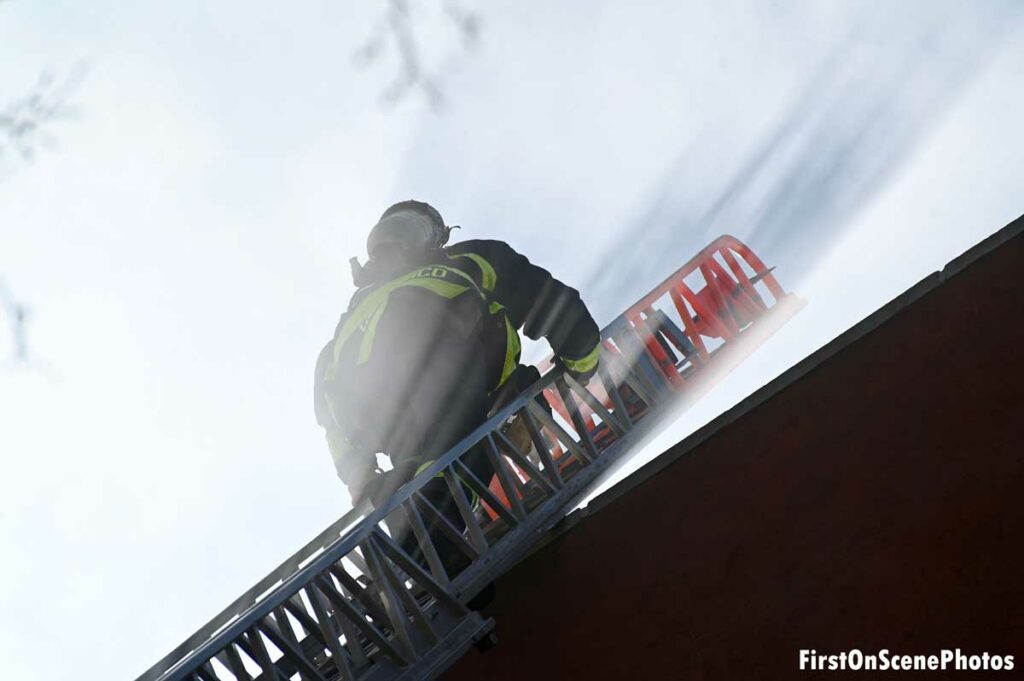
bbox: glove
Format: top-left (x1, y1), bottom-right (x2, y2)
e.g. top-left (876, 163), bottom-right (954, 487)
top-left (558, 343), bottom-right (602, 386)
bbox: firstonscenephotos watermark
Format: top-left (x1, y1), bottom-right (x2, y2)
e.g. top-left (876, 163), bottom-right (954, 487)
top-left (799, 649), bottom-right (1015, 672)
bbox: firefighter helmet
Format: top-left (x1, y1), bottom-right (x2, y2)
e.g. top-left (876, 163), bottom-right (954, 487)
top-left (367, 200), bottom-right (453, 259)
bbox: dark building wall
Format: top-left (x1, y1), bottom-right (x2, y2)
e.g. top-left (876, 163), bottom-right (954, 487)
top-left (447, 217), bottom-right (1024, 680)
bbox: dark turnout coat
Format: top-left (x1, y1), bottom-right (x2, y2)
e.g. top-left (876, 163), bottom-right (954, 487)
top-left (314, 239), bottom-right (600, 485)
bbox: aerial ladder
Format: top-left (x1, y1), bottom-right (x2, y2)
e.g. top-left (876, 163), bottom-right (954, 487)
top-left (137, 235), bottom-right (804, 681)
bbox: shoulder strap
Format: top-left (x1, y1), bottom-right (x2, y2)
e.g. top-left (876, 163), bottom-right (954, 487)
top-left (324, 263), bottom-right (486, 380)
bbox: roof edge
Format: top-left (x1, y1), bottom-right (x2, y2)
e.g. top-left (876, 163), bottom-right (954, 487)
top-left (556, 212), bottom-right (1024, 534)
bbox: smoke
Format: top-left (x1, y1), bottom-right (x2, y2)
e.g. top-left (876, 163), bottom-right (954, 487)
top-left (584, 1), bottom-right (1024, 323)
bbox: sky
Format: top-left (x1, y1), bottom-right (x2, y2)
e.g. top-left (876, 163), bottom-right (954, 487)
top-left (2, 1), bottom-right (1023, 679)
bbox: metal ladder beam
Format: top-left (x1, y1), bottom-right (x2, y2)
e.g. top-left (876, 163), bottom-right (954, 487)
top-left (137, 236), bottom-right (803, 681)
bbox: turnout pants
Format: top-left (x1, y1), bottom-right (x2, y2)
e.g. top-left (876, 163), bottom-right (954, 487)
top-left (384, 363), bottom-right (544, 577)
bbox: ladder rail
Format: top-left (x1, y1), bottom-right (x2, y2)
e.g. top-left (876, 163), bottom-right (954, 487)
top-left (144, 358), bottom-right (659, 681)
top-left (137, 235), bottom-right (804, 681)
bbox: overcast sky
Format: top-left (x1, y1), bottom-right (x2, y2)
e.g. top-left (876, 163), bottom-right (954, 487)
top-left (2, 2), bottom-right (1023, 679)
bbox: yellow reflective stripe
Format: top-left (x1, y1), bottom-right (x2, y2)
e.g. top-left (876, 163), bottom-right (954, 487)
top-left (450, 266), bottom-right (519, 391)
top-left (325, 260), bottom-right (513, 404)
top-left (326, 427), bottom-right (351, 467)
top-left (453, 253), bottom-right (497, 292)
top-left (498, 313), bottom-right (521, 388)
top-left (357, 278), bottom-right (469, 363)
top-left (440, 264), bottom-right (486, 296)
top-left (415, 459), bottom-right (445, 479)
top-left (561, 343), bottom-right (601, 374)
top-left (328, 266), bottom-right (473, 376)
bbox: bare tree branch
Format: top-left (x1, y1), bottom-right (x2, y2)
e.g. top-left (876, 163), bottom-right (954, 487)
top-left (0, 279), bottom-right (30, 364)
top-left (354, 0), bottom-right (480, 111)
top-left (0, 64), bottom-right (86, 165)
top-left (1, 64), bottom-right (86, 375)
top-left (444, 0), bottom-right (481, 49)
top-left (0, 277), bottom-right (59, 380)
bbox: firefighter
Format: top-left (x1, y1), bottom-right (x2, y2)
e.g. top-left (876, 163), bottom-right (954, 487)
top-left (313, 200), bottom-right (601, 572)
